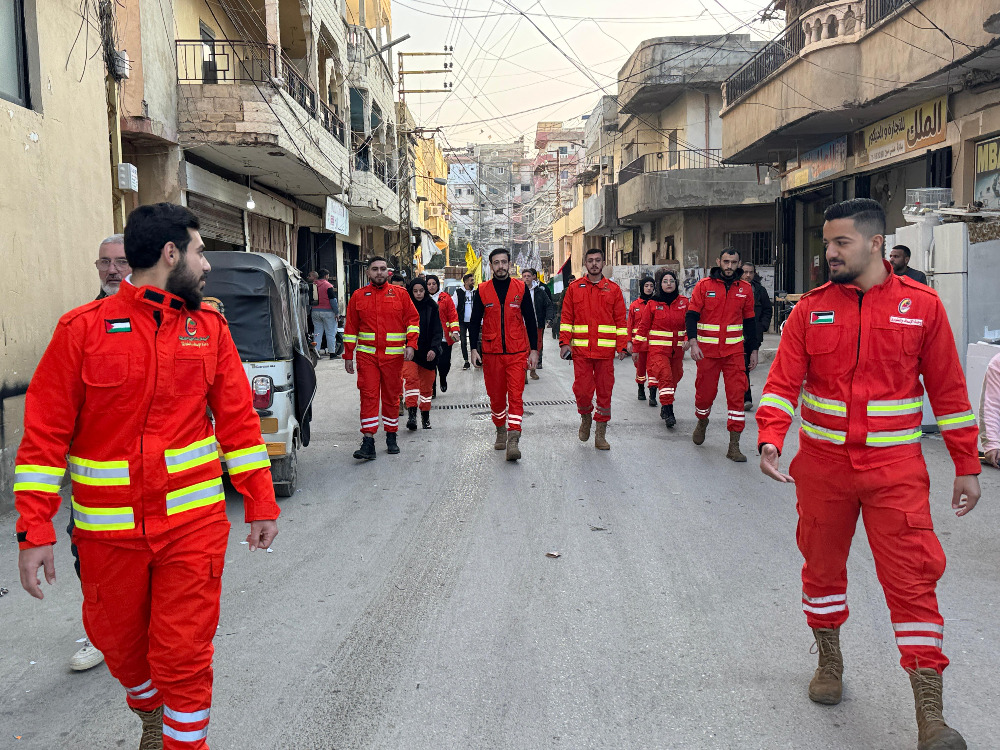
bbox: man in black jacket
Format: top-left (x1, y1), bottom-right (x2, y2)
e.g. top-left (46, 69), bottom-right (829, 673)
top-left (454, 273), bottom-right (477, 369)
top-left (522, 268), bottom-right (552, 378)
top-left (741, 262), bottom-right (772, 410)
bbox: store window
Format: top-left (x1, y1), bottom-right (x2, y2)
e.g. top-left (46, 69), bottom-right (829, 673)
top-left (725, 231), bottom-right (774, 267)
top-left (460, 209), bottom-right (469, 216)
top-left (1, 0), bottom-right (29, 108)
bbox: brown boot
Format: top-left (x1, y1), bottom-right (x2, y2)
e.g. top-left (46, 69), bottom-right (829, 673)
top-left (909, 668), bottom-right (967, 750)
top-left (494, 423), bottom-right (507, 450)
top-left (131, 706), bottom-right (163, 750)
top-left (594, 422), bottom-right (610, 450)
top-left (726, 431), bottom-right (747, 462)
top-left (808, 627), bottom-right (844, 705)
top-left (529, 368), bottom-right (539, 380)
top-left (692, 418), bottom-right (709, 445)
top-left (578, 413), bottom-right (593, 442)
top-left (505, 430), bottom-right (522, 461)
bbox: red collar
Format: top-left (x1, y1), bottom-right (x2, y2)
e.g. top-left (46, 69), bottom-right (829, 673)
top-left (119, 280), bottom-right (187, 314)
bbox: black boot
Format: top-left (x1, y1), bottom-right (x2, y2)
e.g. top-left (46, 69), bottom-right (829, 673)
top-left (638, 383), bottom-right (646, 401)
top-left (648, 387), bottom-right (657, 406)
top-left (664, 404), bottom-right (676, 428)
top-left (421, 411), bottom-right (431, 429)
top-left (440, 373), bottom-right (448, 392)
top-left (386, 432), bottom-right (400, 454)
top-left (353, 435), bottom-right (376, 460)
top-left (406, 406), bottom-right (418, 431)
top-left (432, 381), bottom-right (437, 399)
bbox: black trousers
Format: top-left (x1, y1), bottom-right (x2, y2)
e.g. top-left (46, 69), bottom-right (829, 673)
top-left (458, 321), bottom-right (473, 363)
top-left (438, 342), bottom-right (454, 381)
top-left (744, 350), bottom-right (753, 402)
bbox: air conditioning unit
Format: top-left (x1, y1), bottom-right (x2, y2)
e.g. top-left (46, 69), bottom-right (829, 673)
top-left (600, 155), bottom-right (613, 170)
top-left (428, 205), bottom-right (444, 217)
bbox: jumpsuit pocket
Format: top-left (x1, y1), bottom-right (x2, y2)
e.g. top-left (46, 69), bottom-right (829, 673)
top-left (904, 512), bottom-right (947, 580)
top-left (81, 582), bottom-right (119, 656)
top-left (82, 355), bottom-right (131, 411)
top-left (805, 325), bottom-right (840, 355)
top-left (174, 357), bottom-right (209, 396)
top-left (193, 555), bottom-right (226, 642)
top-left (868, 325), bottom-right (902, 361)
top-left (902, 328), bottom-right (923, 356)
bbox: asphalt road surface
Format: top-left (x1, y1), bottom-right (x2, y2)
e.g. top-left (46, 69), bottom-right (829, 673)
top-left (2, 350), bottom-right (998, 749)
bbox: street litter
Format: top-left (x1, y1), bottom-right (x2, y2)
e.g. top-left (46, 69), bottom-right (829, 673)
top-left (545, 551), bottom-right (561, 558)
top-left (239, 541), bottom-right (248, 545)
top-left (266, 547), bottom-right (274, 553)
top-left (0, 587), bottom-right (8, 597)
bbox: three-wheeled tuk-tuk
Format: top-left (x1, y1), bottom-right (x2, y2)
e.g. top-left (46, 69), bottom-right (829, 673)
top-left (203, 251), bottom-right (317, 497)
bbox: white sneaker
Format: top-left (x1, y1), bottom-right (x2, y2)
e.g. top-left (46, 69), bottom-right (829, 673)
top-left (70, 639), bottom-right (105, 671)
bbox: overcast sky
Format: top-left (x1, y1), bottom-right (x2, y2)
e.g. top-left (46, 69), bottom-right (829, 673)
top-left (390, 0), bottom-right (784, 151)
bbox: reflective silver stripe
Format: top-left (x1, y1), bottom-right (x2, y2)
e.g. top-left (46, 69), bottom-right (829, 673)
top-left (68, 457), bottom-right (130, 485)
top-left (866, 428), bottom-right (921, 447)
top-left (164, 437), bottom-right (218, 473)
top-left (759, 394), bottom-right (795, 417)
top-left (127, 680), bottom-right (153, 694)
top-left (936, 410), bottom-right (976, 430)
top-left (697, 323), bottom-right (720, 331)
top-left (72, 501), bottom-right (135, 530)
top-left (803, 602), bottom-right (847, 614)
top-left (165, 707), bottom-right (210, 723)
top-left (801, 390), bottom-right (847, 416)
top-left (166, 479), bottom-right (225, 514)
top-left (131, 687), bottom-right (159, 700)
top-left (896, 636), bottom-right (943, 648)
top-left (867, 398), bottom-right (923, 416)
top-left (223, 445), bottom-right (270, 473)
top-left (13, 465), bottom-right (65, 492)
top-left (803, 593), bottom-right (845, 605)
top-left (724, 336), bottom-right (744, 344)
top-left (162, 726), bottom-right (209, 742)
top-left (800, 419), bottom-right (847, 445)
top-left (893, 622), bottom-right (943, 634)
top-left (696, 336), bottom-right (719, 344)
top-left (726, 324), bottom-right (743, 331)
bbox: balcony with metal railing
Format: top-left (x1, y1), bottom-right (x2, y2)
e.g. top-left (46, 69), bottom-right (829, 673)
top-left (616, 149), bottom-right (777, 223)
top-left (176, 38), bottom-right (350, 200)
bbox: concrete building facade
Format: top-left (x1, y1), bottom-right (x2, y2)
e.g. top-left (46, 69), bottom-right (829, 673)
top-left (720, 0), bottom-right (1000, 294)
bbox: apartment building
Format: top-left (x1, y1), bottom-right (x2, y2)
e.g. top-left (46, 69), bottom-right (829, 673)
top-left (1, 0), bottom-right (119, 507)
top-left (414, 135), bottom-right (451, 264)
top-left (584, 35), bottom-right (778, 296)
top-left (531, 121), bottom-right (585, 274)
top-left (720, 0), bottom-right (1000, 294)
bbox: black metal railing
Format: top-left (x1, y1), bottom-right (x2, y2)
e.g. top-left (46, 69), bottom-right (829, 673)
top-left (619, 150), bottom-right (724, 185)
top-left (373, 155), bottom-right (388, 185)
top-left (177, 39), bottom-right (276, 84)
top-left (722, 22), bottom-right (806, 107)
top-left (865, 0), bottom-right (909, 27)
top-left (283, 64), bottom-right (316, 115)
top-left (320, 101), bottom-right (347, 145)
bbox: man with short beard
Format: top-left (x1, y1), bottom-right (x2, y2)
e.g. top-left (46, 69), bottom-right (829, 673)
top-left (95, 234), bottom-right (131, 299)
top-left (686, 247), bottom-right (758, 462)
top-left (757, 198), bottom-right (979, 750)
top-left (15, 202), bottom-right (279, 749)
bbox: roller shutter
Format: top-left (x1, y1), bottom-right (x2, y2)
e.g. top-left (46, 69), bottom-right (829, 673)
top-left (187, 193), bottom-right (245, 247)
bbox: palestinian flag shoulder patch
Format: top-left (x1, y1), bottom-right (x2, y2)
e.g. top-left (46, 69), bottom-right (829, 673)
top-left (105, 318), bottom-right (132, 334)
top-left (809, 311), bottom-right (835, 325)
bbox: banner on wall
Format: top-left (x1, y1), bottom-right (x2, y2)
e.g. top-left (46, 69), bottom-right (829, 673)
top-left (854, 96), bottom-right (947, 167)
top-left (974, 135), bottom-right (1000, 210)
top-left (783, 137), bottom-right (848, 191)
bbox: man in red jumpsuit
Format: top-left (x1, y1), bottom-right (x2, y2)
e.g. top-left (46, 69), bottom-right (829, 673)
top-left (469, 248), bottom-right (538, 461)
top-left (15, 203), bottom-right (279, 750)
top-left (343, 256), bottom-right (420, 460)
top-left (627, 275), bottom-right (655, 403)
top-left (758, 198), bottom-right (979, 750)
top-left (559, 248), bottom-right (629, 450)
top-left (686, 248), bottom-right (758, 461)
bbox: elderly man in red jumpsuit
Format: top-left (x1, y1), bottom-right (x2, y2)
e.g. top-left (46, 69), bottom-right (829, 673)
top-left (15, 203), bottom-right (279, 749)
top-left (758, 198), bottom-right (979, 750)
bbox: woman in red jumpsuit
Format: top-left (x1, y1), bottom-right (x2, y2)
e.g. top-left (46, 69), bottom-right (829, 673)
top-left (627, 276), bottom-right (655, 403)
top-left (635, 269), bottom-right (688, 427)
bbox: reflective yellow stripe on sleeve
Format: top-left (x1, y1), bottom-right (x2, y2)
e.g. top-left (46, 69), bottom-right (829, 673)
top-left (936, 411), bottom-right (976, 431)
top-left (13, 464), bottom-right (64, 493)
top-left (223, 445), bottom-right (270, 475)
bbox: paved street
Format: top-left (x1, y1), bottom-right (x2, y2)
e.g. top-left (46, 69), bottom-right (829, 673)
top-left (2, 354), bottom-right (998, 749)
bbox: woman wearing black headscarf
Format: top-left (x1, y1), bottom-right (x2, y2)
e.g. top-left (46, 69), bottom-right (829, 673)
top-left (634, 268), bottom-right (688, 428)
top-left (627, 275), bottom-right (656, 404)
top-left (402, 278), bottom-right (443, 430)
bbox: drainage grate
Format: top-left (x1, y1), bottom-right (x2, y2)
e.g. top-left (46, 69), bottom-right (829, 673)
top-left (436, 399), bottom-right (575, 410)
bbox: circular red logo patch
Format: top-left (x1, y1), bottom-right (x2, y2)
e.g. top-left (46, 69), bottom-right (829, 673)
top-left (185, 317), bottom-right (197, 336)
top-left (898, 298), bottom-right (912, 314)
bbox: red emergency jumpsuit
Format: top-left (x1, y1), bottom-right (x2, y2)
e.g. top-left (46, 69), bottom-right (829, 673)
top-left (689, 271), bottom-right (755, 432)
top-left (757, 264), bottom-right (979, 673)
top-left (627, 297), bottom-right (650, 386)
top-left (636, 294), bottom-right (688, 405)
top-left (478, 278), bottom-right (532, 432)
top-left (14, 281), bottom-right (278, 749)
top-left (436, 291), bottom-right (460, 341)
top-left (343, 283), bottom-right (420, 434)
top-left (559, 277), bottom-right (628, 422)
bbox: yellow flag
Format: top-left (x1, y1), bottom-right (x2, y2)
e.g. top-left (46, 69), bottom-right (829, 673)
top-left (465, 243), bottom-right (483, 284)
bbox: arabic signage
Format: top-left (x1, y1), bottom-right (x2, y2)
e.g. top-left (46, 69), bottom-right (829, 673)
top-left (325, 197), bottom-right (349, 236)
top-left (855, 96), bottom-right (947, 166)
top-left (974, 136), bottom-right (1000, 210)
top-left (783, 137), bottom-right (848, 190)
